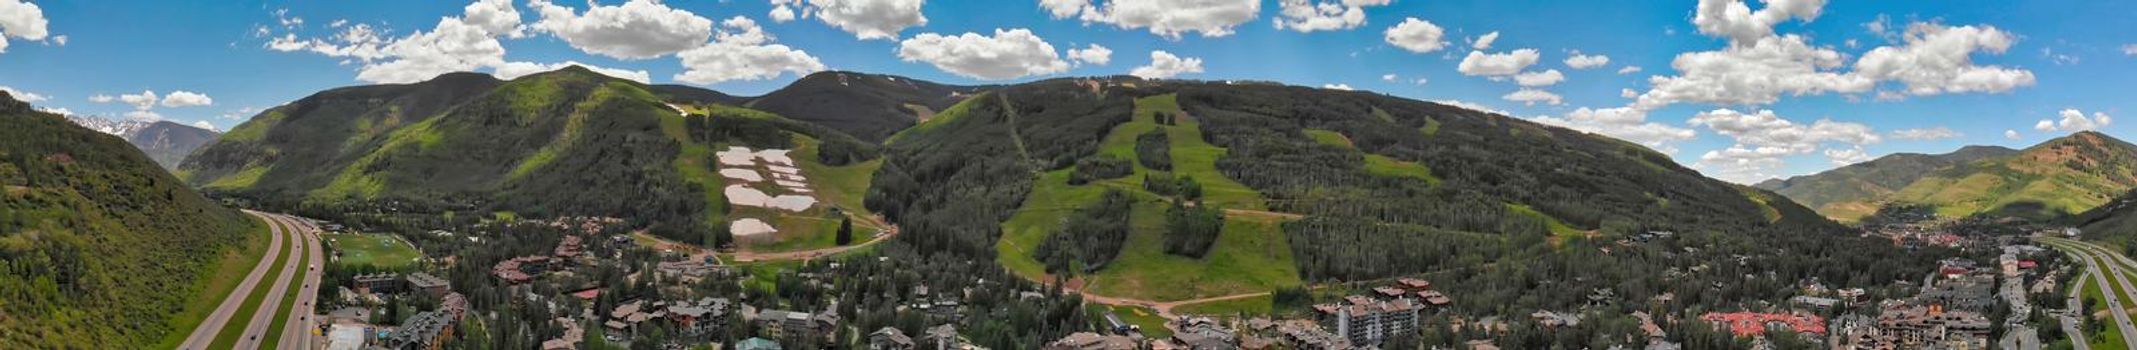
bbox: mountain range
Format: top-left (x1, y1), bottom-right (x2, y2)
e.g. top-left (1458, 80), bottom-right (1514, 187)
top-left (1758, 131), bottom-right (2137, 221)
top-left (65, 116), bottom-right (221, 169)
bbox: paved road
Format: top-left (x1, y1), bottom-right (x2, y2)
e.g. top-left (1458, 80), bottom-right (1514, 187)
top-left (2064, 269), bottom-right (2092, 350)
top-left (275, 215), bottom-right (326, 350)
top-left (179, 211), bottom-right (290, 350)
top-left (237, 214), bottom-right (311, 350)
top-left (2045, 238), bottom-right (2137, 349)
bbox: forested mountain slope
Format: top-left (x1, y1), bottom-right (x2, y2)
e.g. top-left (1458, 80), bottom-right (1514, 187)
top-left (743, 71), bottom-right (989, 143)
top-left (180, 67), bottom-right (713, 235)
top-left (0, 92), bottom-right (260, 347)
top-left (1755, 145), bottom-right (2018, 220)
top-left (1774, 131), bottom-right (2137, 221)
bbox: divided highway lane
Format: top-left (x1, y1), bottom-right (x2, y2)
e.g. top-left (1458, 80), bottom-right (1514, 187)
top-left (237, 214), bottom-right (308, 350)
top-left (277, 216), bottom-right (327, 350)
top-left (2044, 238), bottom-right (2137, 349)
top-left (179, 211), bottom-right (290, 350)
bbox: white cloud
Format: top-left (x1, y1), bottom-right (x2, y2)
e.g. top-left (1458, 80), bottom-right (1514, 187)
top-left (1616, 65), bottom-right (1642, 75)
top-left (1530, 107), bottom-right (1696, 153)
top-left (1383, 18), bottom-right (1448, 53)
top-left (0, 0), bottom-right (52, 54)
top-left (1852, 23), bottom-right (2035, 96)
top-left (1691, 0), bottom-right (1826, 44)
top-left (897, 29), bottom-right (1070, 80)
top-left (1042, 0), bottom-right (1260, 39)
top-left (1321, 83), bottom-right (1353, 90)
top-left (1620, 88), bottom-right (1638, 98)
top-left (1564, 53), bottom-right (1610, 69)
top-left (117, 91), bottom-right (160, 110)
top-left (1889, 127), bottom-right (1960, 140)
top-left (1380, 73), bottom-right (1397, 82)
top-left (1683, 108), bottom-right (1882, 182)
top-left (0, 85), bottom-right (47, 102)
top-left (220, 106), bottom-right (261, 120)
top-left (2125, 44), bottom-right (2137, 56)
top-left (1457, 49), bottom-right (1540, 76)
top-left (36, 107), bottom-right (70, 115)
top-left (1825, 146), bottom-right (1872, 166)
top-left (1067, 44), bottom-right (1113, 66)
top-left (1513, 69), bottom-right (1564, 87)
top-left (1412, 78), bottom-right (1428, 85)
top-left (1273, 0), bottom-right (1390, 33)
top-left (675, 16), bottom-right (827, 84)
top-left (494, 61), bottom-right (652, 83)
top-left (356, 18), bottom-right (509, 84)
top-left (161, 91), bottom-right (214, 107)
top-left (773, 0), bottom-right (928, 40)
top-left (530, 0), bottom-right (713, 59)
top-left (768, 5), bottom-right (797, 23)
top-left (2035, 108), bottom-right (2112, 133)
top-left (1502, 89), bottom-right (1562, 106)
top-left (462, 0), bottom-right (526, 38)
top-left (191, 120), bottom-right (219, 131)
top-left (1434, 99), bottom-right (1510, 115)
top-left (1634, 34), bottom-right (1870, 108)
top-left (124, 110), bottom-right (164, 122)
top-left (1469, 31), bottom-right (1499, 50)
top-left (2004, 129), bottom-right (2020, 140)
top-left (1129, 50), bottom-right (1204, 79)
top-left (87, 94), bottom-right (113, 103)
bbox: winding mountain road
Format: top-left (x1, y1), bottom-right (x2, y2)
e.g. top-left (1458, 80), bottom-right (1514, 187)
top-left (178, 210), bottom-right (288, 350)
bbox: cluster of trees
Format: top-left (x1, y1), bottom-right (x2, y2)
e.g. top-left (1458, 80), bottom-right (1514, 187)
top-left (680, 106), bottom-right (881, 166)
top-left (1161, 201), bottom-right (1224, 258)
top-left (1034, 190), bottom-right (1133, 273)
top-left (1067, 155), bottom-right (1131, 185)
top-left (1134, 130), bottom-right (1171, 170)
top-left (1142, 173), bottom-right (1203, 200)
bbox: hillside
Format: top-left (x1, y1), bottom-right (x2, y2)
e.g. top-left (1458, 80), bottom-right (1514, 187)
top-left (866, 78), bottom-right (1849, 302)
top-left (0, 92), bottom-right (261, 347)
top-left (65, 116), bottom-right (222, 169)
top-left (744, 71), bottom-right (989, 143)
top-left (1780, 132), bottom-right (2137, 221)
top-left (1756, 145), bottom-right (2018, 220)
top-left (180, 66), bottom-right (886, 250)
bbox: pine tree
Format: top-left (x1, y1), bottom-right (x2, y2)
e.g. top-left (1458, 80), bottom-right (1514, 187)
top-left (836, 217), bottom-right (854, 246)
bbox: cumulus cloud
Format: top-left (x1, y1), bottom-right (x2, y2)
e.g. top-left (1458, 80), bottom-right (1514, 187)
top-left (1616, 65), bottom-right (1642, 75)
top-left (117, 91), bottom-right (161, 110)
top-left (2035, 108), bottom-right (2112, 133)
top-left (0, 0), bottom-right (52, 54)
top-left (530, 0), bottom-right (713, 59)
top-left (1513, 69), bottom-right (1564, 87)
top-left (1889, 127), bottom-right (1961, 140)
top-left (462, 0), bottom-right (527, 38)
top-left (1633, 34), bottom-right (1870, 108)
top-left (768, 4), bottom-right (797, 23)
top-left (1067, 43), bottom-right (1112, 66)
top-left (1042, 0), bottom-right (1257, 39)
top-left (1470, 31), bottom-right (1499, 50)
top-left (161, 91), bottom-right (215, 107)
top-left (1380, 73), bottom-right (1397, 82)
top-left (772, 0), bottom-right (928, 40)
top-left (1530, 107), bottom-right (1696, 153)
top-left (494, 61), bottom-right (652, 83)
top-left (1502, 89), bottom-right (1562, 106)
top-left (191, 121), bottom-right (219, 131)
top-left (124, 110), bottom-right (164, 122)
top-left (1564, 53), bottom-right (1610, 69)
top-left (87, 94), bottom-right (113, 103)
top-left (675, 16), bottom-right (827, 84)
top-left (1684, 108), bottom-right (1882, 182)
top-left (1457, 49), bottom-right (1540, 76)
top-left (1272, 0), bottom-right (1388, 33)
top-left (897, 28), bottom-right (1071, 80)
top-left (1321, 83), bottom-right (1353, 90)
top-left (1383, 18), bottom-right (1448, 53)
top-left (264, 1), bottom-right (533, 84)
top-left (1129, 50), bottom-right (1204, 79)
top-left (2004, 129), bottom-right (2020, 140)
top-left (0, 85), bottom-right (47, 102)
top-left (1825, 146), bottom-right (1873, 166)
top-left (1852, 23), bottom-right (2035, 96)
top-left (1691, 0), bottom-right (1826, 44)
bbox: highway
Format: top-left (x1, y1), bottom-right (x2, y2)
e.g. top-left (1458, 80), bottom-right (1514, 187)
top-left (2064, 270), bottom-right (2092, 350)
top-left (274, 215), bottom-right (327, 350)
top-left (2044, 237), bottom-right (2137, 349)
top-left (178, 211), bottom-right (289, 350)
top-left (235, 213), bottom-right (318, 350)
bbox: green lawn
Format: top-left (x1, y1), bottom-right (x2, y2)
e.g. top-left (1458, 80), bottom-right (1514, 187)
top-left (1303, 128), bottom-right (1439, 185)
top-left (1508, 203), bottom-right (1583, 237)
top-left (261, 238), bottom-right (312, 350)
top-left (210, 225), bottom-right (297, 349)
top-left (996, 93), bottom-right (1300, 302)
top-left (1087, 304), bottom-right (1173, 339)
top-left (324, 233), bottom-right (420, 268)
top-left (1172, 294), bottom-right (1276, 317)
top-left (151, 218), bottom-right (273, 348)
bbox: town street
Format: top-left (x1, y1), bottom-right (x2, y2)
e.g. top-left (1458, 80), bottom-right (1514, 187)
top-left (178, 211), bottom-right (289, 350)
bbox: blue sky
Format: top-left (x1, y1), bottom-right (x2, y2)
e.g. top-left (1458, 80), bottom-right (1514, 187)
top-left (1, 0), bottom-right (2133, 183)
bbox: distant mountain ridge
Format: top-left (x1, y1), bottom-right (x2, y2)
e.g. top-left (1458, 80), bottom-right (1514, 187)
top-left (1761, 131), bottom-right (2137, 221)
top-left (66, 116), bottom-right (222, 169)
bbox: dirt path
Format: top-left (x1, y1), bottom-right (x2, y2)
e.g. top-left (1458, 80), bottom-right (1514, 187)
top-left (178, 211), bottom-right (288, 350)
top-left (731, 225), bottom-right (899, 262)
